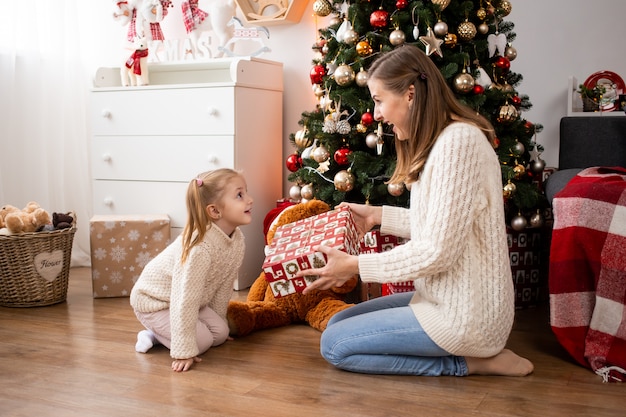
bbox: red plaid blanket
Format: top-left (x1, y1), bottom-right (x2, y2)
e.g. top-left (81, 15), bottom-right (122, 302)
top-left (550, 167), bottom-right (626, 382)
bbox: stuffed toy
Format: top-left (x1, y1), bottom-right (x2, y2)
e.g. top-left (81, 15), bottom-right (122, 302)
top-left (227, 199), bottom-right (359, 337)
top-left (2, 202), bottom-right (51, 234)
top-left (0, 204), bottom-right (20, 229)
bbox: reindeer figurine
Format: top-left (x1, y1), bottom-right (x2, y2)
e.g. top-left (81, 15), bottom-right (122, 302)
top-left (121, 36), bottom-right (150, 86)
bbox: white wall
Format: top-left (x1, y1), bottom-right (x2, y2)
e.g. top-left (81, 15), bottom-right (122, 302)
top-left (85, 0), bottom-right (626, 197)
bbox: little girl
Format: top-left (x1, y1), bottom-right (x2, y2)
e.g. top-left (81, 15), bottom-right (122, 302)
top-left (130, 168), bottom-right (253, 372)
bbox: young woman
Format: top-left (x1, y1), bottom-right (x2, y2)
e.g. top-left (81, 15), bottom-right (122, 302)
top-left (130, 168), bottom-right (253, 372)
top-left (297, 45), bottom-right (534, 377)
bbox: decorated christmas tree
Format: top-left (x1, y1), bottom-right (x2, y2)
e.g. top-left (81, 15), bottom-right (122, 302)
top-left (286, 0), bottom-right (548, 230)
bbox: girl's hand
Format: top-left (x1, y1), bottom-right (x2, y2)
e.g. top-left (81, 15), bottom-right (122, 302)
top-left (298, 245), bottom-right (359, 294)
top-left (338, 202), bottom-right (381, 239)
top-left (172, 356), bottom-right (202, 372)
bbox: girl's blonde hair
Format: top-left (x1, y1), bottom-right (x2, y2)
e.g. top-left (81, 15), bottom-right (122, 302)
top-left (367, 45), bottom-right (496, 185)
top-left (180, 168), bottom-right (243, 263)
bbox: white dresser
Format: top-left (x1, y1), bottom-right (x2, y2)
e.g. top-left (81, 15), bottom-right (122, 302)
top-left (90, 58), bottom-right (283, 290)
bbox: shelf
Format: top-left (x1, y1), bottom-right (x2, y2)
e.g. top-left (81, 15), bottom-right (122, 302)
top-left (567, 76), bottom-right (625, 117)
top-left (234, 0), bottom-right (308, 26)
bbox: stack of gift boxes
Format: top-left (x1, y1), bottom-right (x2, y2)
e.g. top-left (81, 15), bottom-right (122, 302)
top-left (262, 207), bottom-right (413, 299)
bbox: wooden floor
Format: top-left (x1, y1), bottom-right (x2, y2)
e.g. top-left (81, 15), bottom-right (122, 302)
top-left (0, 268), bottom-right (622, 417)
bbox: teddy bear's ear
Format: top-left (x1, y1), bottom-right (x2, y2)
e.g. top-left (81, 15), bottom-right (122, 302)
top-left (266, 200), bottom-right (331, 244)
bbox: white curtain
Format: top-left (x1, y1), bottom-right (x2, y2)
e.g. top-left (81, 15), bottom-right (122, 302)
top-left (0, 0), bottom-right (105, 266)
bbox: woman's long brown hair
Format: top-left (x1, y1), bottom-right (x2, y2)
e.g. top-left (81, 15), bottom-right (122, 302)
top-left (367, 45), bottom-right (496, 185)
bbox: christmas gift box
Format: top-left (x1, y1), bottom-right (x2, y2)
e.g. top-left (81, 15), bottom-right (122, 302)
top-left (90, 214), bottom-right (170, 298)
top-left (262, 206), bottom-right (359, 298)
top-left (358, 230), bottom-right (412, 300)
top-left (507, 225), bottom-right (550, 309)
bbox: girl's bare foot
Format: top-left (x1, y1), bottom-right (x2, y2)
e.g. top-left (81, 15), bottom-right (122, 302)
top-left (466, 349), bottom-right (534, 376)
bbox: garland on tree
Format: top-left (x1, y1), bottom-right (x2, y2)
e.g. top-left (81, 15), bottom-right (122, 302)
top-left (286, 0), bottom-right (547, 229)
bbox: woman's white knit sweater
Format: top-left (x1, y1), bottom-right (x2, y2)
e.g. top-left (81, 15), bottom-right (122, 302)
top-left (358, 122), bottom-right (514, 358)
top-left (130, 225), bottom-right (245, 359)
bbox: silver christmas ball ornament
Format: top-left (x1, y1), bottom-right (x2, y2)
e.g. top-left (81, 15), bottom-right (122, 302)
top-left (433, 20), bottom-right (448, 36)
top-left (505, 45), bottom-right (518, 61)
top-left (334, 64), bottom-right (355, 86)
top-left (529, 210), bottom-right (544, 228)
top-left (366, 132), bottom-right (378, 148)
top-left (389, 29), bottom-right (406, 46)
top-left (453, 72), bottom-right (475, 94)
top-left (289, 184), bottom-right (302, 200)
top-left (334, 170), bottom-right (355, 192)
top-left (312, 144), bottom-right (330, 163)
top-left (387, 183), bottom-right (405, 197)
top-left (510, 214), bottom-right (528, 231)
top-left (300, 183), bottom-right (314, 200)
top-left (356, 68), bottom-right (369, 87)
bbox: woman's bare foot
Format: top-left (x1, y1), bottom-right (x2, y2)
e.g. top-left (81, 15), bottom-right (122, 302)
top-left (466, 349), bottom-right (534, 376)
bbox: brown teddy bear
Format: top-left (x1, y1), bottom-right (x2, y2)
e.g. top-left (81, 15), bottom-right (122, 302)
top-left (2, 202), bottom-right (51, 234)
top-left (227, 199), bottom-right (359, 337)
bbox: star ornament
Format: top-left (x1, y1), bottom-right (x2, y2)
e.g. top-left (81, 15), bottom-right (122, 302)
top-left (419, 27), bottom-right (444, 58)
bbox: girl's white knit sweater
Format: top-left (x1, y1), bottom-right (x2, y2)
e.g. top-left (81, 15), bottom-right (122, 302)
top-left (130, 225), bottom-right (245, 359)
top-left (358, 122), bottom-right (514, 358)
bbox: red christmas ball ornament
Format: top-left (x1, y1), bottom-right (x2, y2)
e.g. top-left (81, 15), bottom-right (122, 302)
top-left (494, 56), bottom-right (511, 72)
top-left (472, 84), bottom-right (485, 95)
top-left (370, 8), bottom-right (389, 28)
top-left (285, 153), bottom-right (302, 172)
top-left (361, 111), bottom-right (374, 126)
top-left (492, 137), bottom-right (500, 149)
top-left (511, 95), bottom-right (522, 108)
top-left (396, 0), bottom-right (408, 9)
top-left (310, 64), bottom-right (326, 85)
top-left (334, 147), bottom-right (352, 165)
top-left (525, 121), bottom-right (534, 132)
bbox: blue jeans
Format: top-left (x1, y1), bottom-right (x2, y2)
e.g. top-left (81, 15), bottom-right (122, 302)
top-left (321, 292), bottom-right (468, 376)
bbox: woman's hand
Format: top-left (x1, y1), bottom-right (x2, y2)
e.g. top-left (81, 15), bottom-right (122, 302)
top-left (171, 356), bottom-right (202, 372)
top-left (338, 202), bottom-right (382, 239)
top-left (298, 245), bottom-right (359, 294)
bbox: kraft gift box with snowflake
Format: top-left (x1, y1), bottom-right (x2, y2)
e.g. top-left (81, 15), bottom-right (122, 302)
top-left (262, 206), bottom-right (359, 298)
top-left (89, 214), bottom-right (170, 298)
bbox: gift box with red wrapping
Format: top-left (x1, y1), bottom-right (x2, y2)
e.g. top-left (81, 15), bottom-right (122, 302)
top-left (357, 230), bottom-right (413, 300)
top-left (90, 214), bottom-right (170, 298)
top-left (262, 206), bottom-right (359, 298)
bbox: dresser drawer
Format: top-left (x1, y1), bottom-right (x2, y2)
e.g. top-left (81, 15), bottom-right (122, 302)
top-left (91, 136), bottom-right (234, 181)
top-left (91, 87), bottom-right (235, 135)
top-left (93, 181), bottom-right (188, 228)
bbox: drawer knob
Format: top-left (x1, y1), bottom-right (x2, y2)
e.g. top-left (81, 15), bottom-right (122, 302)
top-left (101, 109), bottom-right (112, 118)
top-left (102, 153), bottom-right (112, 162)
top-left (207, 107), bottom-right (219, 117)
top-left (103, 197), bottom-right (114, 207)
top-left (207, 154), bottom-right (219, 164)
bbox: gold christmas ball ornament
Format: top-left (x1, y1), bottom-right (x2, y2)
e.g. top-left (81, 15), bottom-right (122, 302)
top-left (444, 33), bottom-right (457, 48)
top-left (294, 128), bottom-right (311, 149)
top-left (334, 170), bottom-right (355, 192)
top-left (478, 22), bottom-right (489, 35)
top-left (431, 0), bottom-right (451, 11)
top-left (356, 68), bottom-right (369, 87)
top-left (300, 183), bottom-right (314, 200)
top-left (453, 71), bottom-right (475, 94)
top-left (529, 210), bottom-right (545, 228)
top-left (457, 20), bottom-right (477, 42)
top-left (476, 7), bottom-right (487, 20)
top-left (356, 40), bottom-right (373, 57)
top-left (510, 214), bottom-right (528, 231)
top-left (312, 144), bottom-right (330, 163)
top-left (334, 64), bottom-right (355, 86)
top-left (505, 45), bottom-right (518, 61)
top-left (497, 104), bottom-right (519, 123)
top-left (499, 0), bottom-right (513, 17)
top-left (289, 184), bottom-right (302, 200)
top-left (503, 181), bottom-right (516, 198)
top-left (387, 182), bottom-right (405, 197)
top-left (312, 0), bottom-right (333, 17)
top-left (389, 29), bottom-right (406, 46)
top-left (513, 163), bottom-right (526, 179)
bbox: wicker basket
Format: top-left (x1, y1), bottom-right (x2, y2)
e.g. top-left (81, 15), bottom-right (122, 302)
top-left (0, 226), bottom-right (76, 307)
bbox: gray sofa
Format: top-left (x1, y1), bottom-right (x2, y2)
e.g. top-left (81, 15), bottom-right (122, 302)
top-left (544, 116), bottom-right (626, 202)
